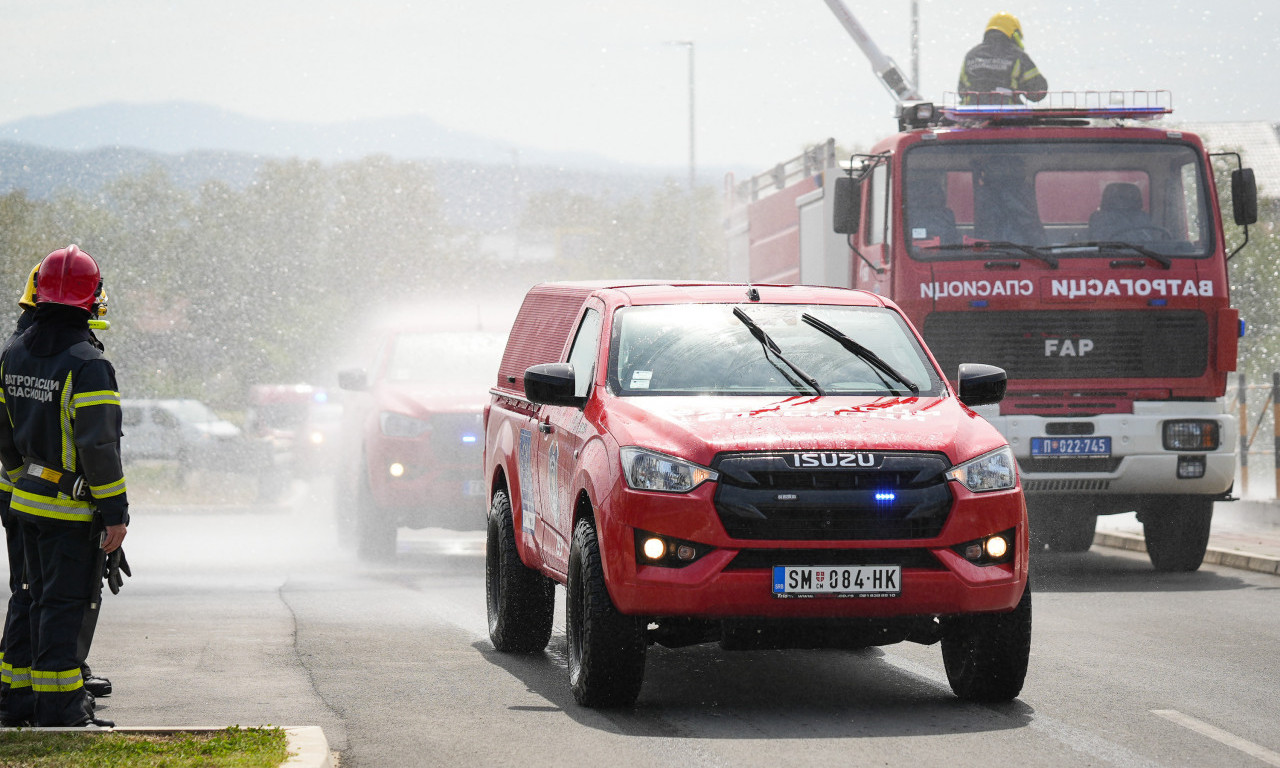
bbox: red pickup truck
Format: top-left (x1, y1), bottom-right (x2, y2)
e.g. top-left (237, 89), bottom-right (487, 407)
top-left (483, 281), bottom-right (1029, 707)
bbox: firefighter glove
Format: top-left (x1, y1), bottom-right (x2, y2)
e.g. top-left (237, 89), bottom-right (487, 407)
top-left (105, 547), bottom-right (131, 595)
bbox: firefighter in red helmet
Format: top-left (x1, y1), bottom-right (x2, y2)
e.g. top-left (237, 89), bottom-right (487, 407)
top-left (0, 245), bottom-right (128, 727)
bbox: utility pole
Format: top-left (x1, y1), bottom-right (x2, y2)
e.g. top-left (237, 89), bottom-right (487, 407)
top-left (911, 0), bottom-right (920, 94)
top-left (668, 40), bottom-right (696, 192)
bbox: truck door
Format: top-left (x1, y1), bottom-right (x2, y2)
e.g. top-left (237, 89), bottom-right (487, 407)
top-left (853, 161), bottom-right (892, 295)
top-left (535, 307), bottom-right (603, 574)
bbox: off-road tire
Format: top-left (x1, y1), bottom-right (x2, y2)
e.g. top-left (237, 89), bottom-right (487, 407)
top-left (942, 583), bottom-right (1032, 702)
top-left (355, 470), bottom-right (396, 561)
top-left (1143, 497), bottom-right (1214, 572)
top-left (486, 490), bottom-right (555, 653)
top-left (567, 518), bottom-right (646, 708)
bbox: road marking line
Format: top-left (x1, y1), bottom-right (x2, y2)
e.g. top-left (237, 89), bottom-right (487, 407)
top-left (1152, 709), bottom-right (1280, 766)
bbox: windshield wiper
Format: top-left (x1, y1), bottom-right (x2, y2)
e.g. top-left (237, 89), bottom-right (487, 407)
top-left (732, 307), bottom-right (824, 396)
top-left (800, 313), bottom-right (919, 396)
top-left (1072, 241), bottom-right (1173, 269)
top-left (916, 241), bottom-right (1059, 269)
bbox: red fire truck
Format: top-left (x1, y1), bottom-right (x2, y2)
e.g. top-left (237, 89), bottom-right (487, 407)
top-left (726, 93), bottom-right (1258, 571)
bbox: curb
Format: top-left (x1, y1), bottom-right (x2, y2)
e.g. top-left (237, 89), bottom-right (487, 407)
top-left (1093, 531), bottom-right (1280, 576)
top-left (0, 726), bottom-right (330, 767)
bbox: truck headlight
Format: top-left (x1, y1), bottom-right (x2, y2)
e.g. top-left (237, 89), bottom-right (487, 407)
top-left (945, 446), bottom-right (1017, 492)
top-left (620, 447), bottom-right (717, 493)
top-left (379, 412), bottom-right (430, 438)
top-left (1163, 420), bottom-right (1219, 451)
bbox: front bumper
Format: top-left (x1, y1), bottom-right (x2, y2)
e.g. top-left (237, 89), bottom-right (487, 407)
top-left (598, 482), bottom-right (1028, 620)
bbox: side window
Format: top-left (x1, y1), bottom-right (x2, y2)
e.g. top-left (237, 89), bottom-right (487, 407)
top-left (865, 162), bottom-right (890, 246)
top-left (121, 407), bottom-right (141, 427)
top-left (1179, 161), bottom-right (1203, 242)
top-left (153, 409), bottom-right (178, 429)
top-left (566, 308), bottom-right (603, 399)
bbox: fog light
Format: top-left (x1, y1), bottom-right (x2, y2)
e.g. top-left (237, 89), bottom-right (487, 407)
top-left (1177, 455), bottom-right (1207, 479)
top-left (642, 537), bottom-right (666, 560)
top-left (964, 543), bottom-right (983, 561)
top-left (984, 535), bottom-right (1009, 559)
top-left (676, 544), bottom-right (696, 561)
top-left (388, 462), bottom-right (405, 478)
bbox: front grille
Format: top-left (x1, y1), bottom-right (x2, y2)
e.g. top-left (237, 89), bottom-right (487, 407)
top-left (724, 548), bottom-right (944, 570)
top-left (1023, 478), bottom-right (1111, 492)
top-left (1018, 457), bottom-right (1122, 473)
top-left (713, 452), bottom-right (953, 541)
top-left (428, 412), bottom-right (484, 464)
top-left (923, 310), bottom-right (1207, 380)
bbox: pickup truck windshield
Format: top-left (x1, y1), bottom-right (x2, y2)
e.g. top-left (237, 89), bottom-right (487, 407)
top-left (903, 141), bottom-right (1212, 260)
top-left (608, 303), bottom-right (942, 397)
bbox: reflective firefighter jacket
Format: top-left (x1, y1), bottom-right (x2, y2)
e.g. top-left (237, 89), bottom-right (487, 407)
top-left (0, 323), bottom-right (128, 528)
top-left (957, 29), bottom-right (1048, 104)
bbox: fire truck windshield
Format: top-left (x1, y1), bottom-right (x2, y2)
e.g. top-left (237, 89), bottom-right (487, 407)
top-left (902, 141), bottom-right (1213, 260)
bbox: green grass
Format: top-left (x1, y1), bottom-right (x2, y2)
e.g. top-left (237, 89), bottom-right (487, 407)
top-left (0, 726), bottom-right (290, 767)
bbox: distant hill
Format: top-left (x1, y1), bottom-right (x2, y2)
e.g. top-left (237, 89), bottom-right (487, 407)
top-left (0, 101), bottom-right (633, 170)
top-left (0, 102), bottom-right (742, 231)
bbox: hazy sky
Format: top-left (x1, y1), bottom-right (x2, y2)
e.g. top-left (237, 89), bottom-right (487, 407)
top-left (0, 1), bottom-right (1275, 170)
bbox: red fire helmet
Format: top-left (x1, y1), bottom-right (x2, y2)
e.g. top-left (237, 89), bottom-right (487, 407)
top-left (36, 244), bottom-right (101, 313)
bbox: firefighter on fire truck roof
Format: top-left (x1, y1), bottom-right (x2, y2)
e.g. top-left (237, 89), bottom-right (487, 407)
top-left (958, 12), bottom-right (1048, 105)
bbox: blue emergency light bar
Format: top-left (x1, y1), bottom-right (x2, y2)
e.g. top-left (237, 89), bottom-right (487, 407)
top-left (936, 90), bottom-right (1173, 125)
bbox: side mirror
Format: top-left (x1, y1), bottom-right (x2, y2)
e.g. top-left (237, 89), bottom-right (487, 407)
top-left (524, 363), bottom-right (586, 408)
top-left (957, 363), bottom-right (1007, 407)
top-left (1232, 168), bottom-right (1258, 226)
top-left (337, 368), bottom-right (369, 392)
top-left (832, 176), bottom-right (862, 235)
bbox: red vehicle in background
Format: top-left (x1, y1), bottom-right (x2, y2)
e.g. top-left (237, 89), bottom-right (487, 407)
top-left (338, 328), bottom-right (508, 560)
top-left (245, 384), bottom-right (342, 481)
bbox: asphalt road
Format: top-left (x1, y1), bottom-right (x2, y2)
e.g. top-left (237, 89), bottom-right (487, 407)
top-left (74, 479), bottom-right (1280, 767)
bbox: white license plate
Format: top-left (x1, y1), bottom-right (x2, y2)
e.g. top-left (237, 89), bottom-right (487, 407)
top-left (772, 565), bottom-right (901, 598)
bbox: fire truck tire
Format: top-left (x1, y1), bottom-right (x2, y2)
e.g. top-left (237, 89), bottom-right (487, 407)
top-left (355, 470), bottom-right (397, 561)
top-left (486, 489), bottom-right (555, 653)
top-left (1142, 497), bottom-right (1213, 572)
top-left (567, 517), bottom-right (646, 708)
top-left (942, 583), bottom-right (1031, 702)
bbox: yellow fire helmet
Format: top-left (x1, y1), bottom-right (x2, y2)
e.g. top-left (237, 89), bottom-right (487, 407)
top-left (18, 263), bottom-right (39, 310)
top-left (986, 11), bottom-right (1024, 48)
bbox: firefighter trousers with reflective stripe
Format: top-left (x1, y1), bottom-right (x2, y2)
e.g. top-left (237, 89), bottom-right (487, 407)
top-left (0, 510), bottom-right (33, 724)
top-left (20, 516), bottom-right (94, 726)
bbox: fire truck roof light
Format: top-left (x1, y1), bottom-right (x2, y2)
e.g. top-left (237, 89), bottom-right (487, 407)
top-left (941, 90), bottom-right (1173, 124)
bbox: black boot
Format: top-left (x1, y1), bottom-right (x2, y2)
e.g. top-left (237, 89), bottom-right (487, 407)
top-left (82, 665), bottom-right (111, 698)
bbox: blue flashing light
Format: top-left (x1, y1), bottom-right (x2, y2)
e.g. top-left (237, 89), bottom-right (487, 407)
top-left (461, 434), bottom-right (478, 444)
top-left (874, 491), bottom-right (896, 503)
top-left (970, 300), bottom-right (988, 308)
top-left (1240, 319), bottom-right (1247, 338)
top-left (1149, 298), bottom-right (1167, 307)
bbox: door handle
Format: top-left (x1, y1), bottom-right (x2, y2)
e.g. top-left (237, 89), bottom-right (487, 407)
top-left (538, 422), bottom-right (552, 434)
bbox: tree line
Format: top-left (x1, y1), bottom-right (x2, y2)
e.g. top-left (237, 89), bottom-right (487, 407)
top-left (0, 156), bottom-right (727, 408)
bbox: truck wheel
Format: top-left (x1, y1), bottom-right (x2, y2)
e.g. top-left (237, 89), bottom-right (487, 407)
top-left (567, 517), bottom-right (646, 707)
top-left (941, 583), bottom-right (1031, 702)
top-left (355, 471), bottom-right (396, 561)
top-left (486, 489), bottom-right (555, 653)
top-left (1142, 497), bottom-right (1213, 572)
